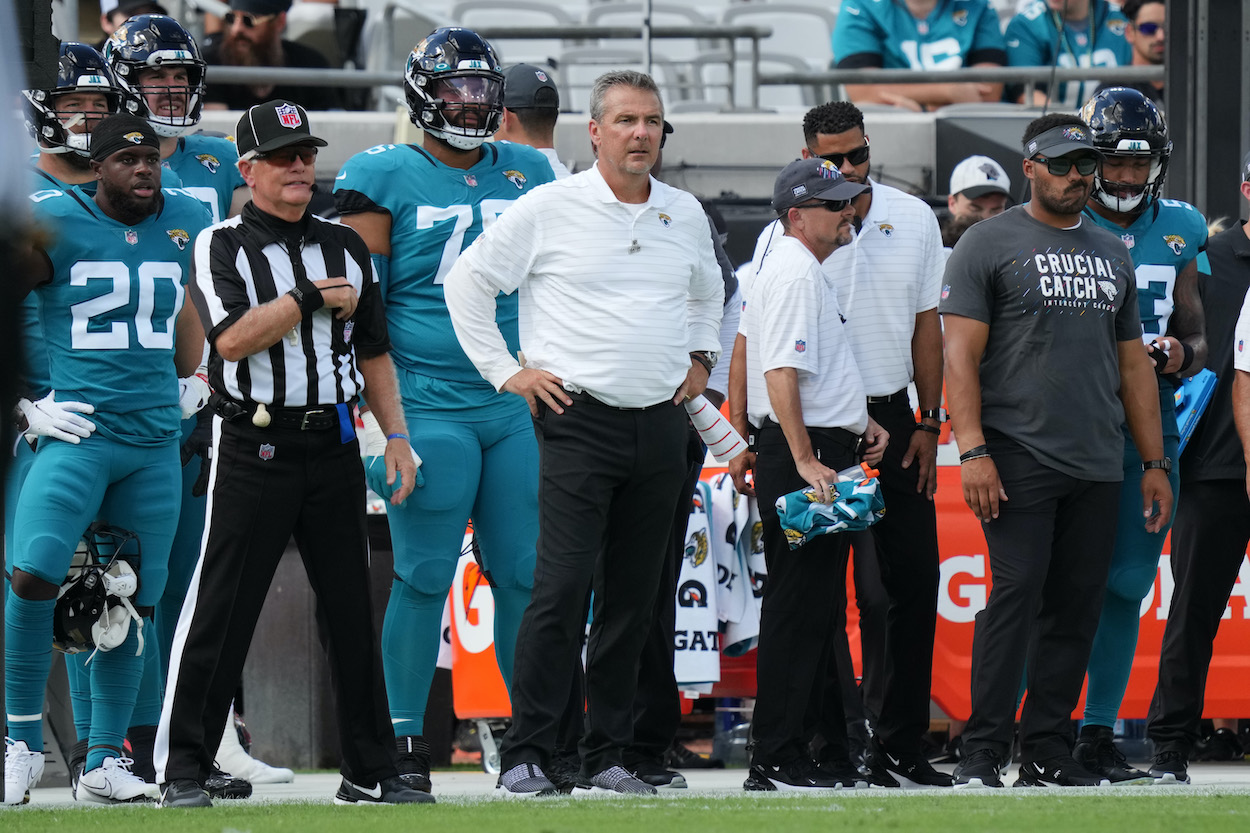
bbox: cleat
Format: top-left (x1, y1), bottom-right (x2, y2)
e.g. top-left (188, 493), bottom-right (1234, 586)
top-left (628, 758), bottom-right (687, 790)
top-left (1014, 755), bottom-right (1111, 787)
top-left (1073, 725), bottom-right (1155, 785)
top-left (952, 748), bottom-right (1005, 789)
top-left (334, 775), bottom-right (435, 804)
top-left (77, 756), bottom-right (159, 803)
top-left (159, 779), bottom-right (213, 808)
top-left (206, 765), bottom-right (253, 799)
top-left (1148, 750), bottom-right (1191, 784)
top-left (395, 735), bottom-right (433, 794)
top-left (746, 759), bottom-right (844, 791)
top-left (867, 739), bottom-right (953, 788)
top-left (4, 738), bottom-right (45, 805)
top-left (496, 763), bottom-right (560, 798)
top-left (589, 765), bottom-right (657, 795)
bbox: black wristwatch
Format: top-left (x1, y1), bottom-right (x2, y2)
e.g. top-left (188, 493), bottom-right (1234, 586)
top-left (1142, 458), bottom-right (1173, 474)
top-left (690, 351), bottom-right (718, 373)
top-left (920, 408), bottom-right (948, 423)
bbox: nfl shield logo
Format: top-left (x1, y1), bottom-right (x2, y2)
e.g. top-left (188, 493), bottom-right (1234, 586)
top-left (464, 174), bottom-right (477, 187)
top-left (276, 103), bottom-right (302, 128)
top-left (343, 321), bottom-right (355, 343)
top-left (259, 443), bottom-right (275, 461)
top-left (125, 230), bottom-right (138, 245)
top-left (795, 339), bottom-right (806, 353)
top-left (1122, 233), bottom-right (1135, 249)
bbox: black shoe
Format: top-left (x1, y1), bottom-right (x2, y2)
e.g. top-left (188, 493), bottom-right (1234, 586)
top-left (812, 756), bottom-right (870, 788)
top-left (589, 765), bottom-right (658, 795)
top-left (629, 758), bottom-right (687, 790)
top-left (545, 755), bottom-right (588, 794)
top-left (1073, 725), bottom-right (1154, 785)
top-left (396, 735), bottom-right (433, 794)
top-left (746, 759), bottom-right (845, 791)
top-left (1148, 750), bottom-right (1191, 784)
top-left (206, 765), bottom-right (252, 799)
top-left (664, 741), bottom-right (724, 770)
top-left (335, 775), bottom-right (435, 804)
top-left (1014, 755), bottom-right (1110, 787)
top-left (869, 739), bottom-right (954, 788)
top-left (159, 779), bottom-right (213, 808)
top-left (952, 748), bottom-right (1005, 789)
top-left (1193, 727), bottom-right (1244, 762)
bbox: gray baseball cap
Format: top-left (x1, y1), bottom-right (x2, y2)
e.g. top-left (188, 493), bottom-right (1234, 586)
top-left (1024, 123), bottom-right (1103, 159)
top-left (772, 158), bottom-right (868, 214)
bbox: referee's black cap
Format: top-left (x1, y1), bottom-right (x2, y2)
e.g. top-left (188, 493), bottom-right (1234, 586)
top-left (235, 100), bottom-right (328, 161)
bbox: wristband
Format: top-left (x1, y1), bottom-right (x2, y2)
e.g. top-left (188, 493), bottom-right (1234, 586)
top-left (959, 444), bottom-right (991, 463)
top-left (1178, 341), bottom-right (1195, 375)
top-left (287, 282), bottom-right (324, 316)
top-left (386, 433), bottom-right (408, 441)
top-left (913, 422), bottom-right (941, 436)
top-left (689, 352), bottom-right (714, 374)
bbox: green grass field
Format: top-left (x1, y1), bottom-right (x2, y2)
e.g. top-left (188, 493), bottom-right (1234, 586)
top-left (7, 791), bottom-right (1250, 833)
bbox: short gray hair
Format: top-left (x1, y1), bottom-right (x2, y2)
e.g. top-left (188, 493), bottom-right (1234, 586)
top-left (589, 70), bottom-right (663, 122)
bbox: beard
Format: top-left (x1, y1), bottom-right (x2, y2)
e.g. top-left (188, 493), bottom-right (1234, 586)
top-left (224, 34), bottom-right (282, 68)
top-left (1036, 179), bottom-right (1091, 216)
top-left (99, 177), bottom-right (163, 225)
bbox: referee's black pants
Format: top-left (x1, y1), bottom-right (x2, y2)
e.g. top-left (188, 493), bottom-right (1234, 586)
top-left (751, 421), bottom-right (857, 766)
top-left (157, 416), bottom-right (397, 787)
top-left (500, 397), bottom-right (688, 777)
top-left (1147, 479), bottom-right (1250, 754)
top-left (962, 433), bottom-right (1120, 764)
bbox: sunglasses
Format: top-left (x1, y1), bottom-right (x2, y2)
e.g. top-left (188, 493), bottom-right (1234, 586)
top-left (224, 11), bottom-right (277, 28)
top-left (1134, 21), bottom-right (1162, 36)
top-left (1032, 155), bottom-right (1099, 176)
top-left (794, 199), bottom-right (852, 213)
top-left (817, 144), bottom-right (870, 168)
top-left (255, 146), bottom-right (318, 165)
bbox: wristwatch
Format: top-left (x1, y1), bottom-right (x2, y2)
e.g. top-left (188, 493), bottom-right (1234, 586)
top-left (920, 408), bottom-right (948, 423)
top-left (690, 351), bottom-right (718, 373)
top-left (1142, 458), bottom-right (1173, 474)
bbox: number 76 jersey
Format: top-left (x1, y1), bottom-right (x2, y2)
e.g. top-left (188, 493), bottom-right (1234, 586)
top-left (30, 186), bottom-right (211, 446)
top-left (333, 141), bottom-right (555, 387)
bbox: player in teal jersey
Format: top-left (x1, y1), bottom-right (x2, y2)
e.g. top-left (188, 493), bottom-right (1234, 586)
top-left (1006, 0), bottom-right (1131, 110)
top-left (832, 0), bottom-right (1006, 110)
top-left (1072, 88), bottom-right (1207, 783)
top-left (335, 27), bottom-right (555, 794)
top-left (5, 115), bottom-right (210, 805)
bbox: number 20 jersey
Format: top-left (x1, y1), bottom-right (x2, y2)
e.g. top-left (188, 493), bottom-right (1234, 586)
top-left (334, 142), bottom-right (556, 397)
top-left (30, 187), bottom-right (211, 446)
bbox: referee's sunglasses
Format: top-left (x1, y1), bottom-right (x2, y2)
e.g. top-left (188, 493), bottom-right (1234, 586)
top-left (817, 144), bottom-right (870, 169)
top-left (254, 146), bottom-right (319, 166)
top-left (1032, 155), bottom-right (1099, 176)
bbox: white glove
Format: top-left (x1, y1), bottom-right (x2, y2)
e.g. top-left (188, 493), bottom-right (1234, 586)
top-left (361, 409), bottom-right (424, 496)
top-left (18, 391), bottom-right (96, 444)
top-left (178, 373), bottom-right (211, 420)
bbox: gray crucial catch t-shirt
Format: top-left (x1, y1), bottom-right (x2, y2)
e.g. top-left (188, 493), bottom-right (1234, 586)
top-left (938, 205), bottom-right (1142, 482)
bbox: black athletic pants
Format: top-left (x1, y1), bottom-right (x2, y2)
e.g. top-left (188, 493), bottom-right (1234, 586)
top-left (500, 396), bottom-right (687, 777)
top-left (1147, 479), bottom-right (1250, 754)
top-left (751, 421), bottom-right (858, 766)
top-left (157, 416), bottom-right (396, 786)
top-left (962, 433), bottom-right (1120, 763)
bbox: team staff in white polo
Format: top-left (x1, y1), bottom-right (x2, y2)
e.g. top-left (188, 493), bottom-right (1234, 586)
top-left (444, 70), bottom-right (722, 797)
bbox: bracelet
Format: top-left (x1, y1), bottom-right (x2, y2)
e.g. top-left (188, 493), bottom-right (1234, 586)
top-left (913, 422), bottom-right (941, 435)
top-left (386, 433), bottom-right (408, 441)
top-left (1177, 341), bottom-right (1195, 375)
top-left (959, 444), bottom-right (991, 463)
top-left (689, 352), bottom-right (713, 374)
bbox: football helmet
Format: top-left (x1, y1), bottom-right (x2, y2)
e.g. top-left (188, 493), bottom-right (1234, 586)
top-left (1080, 87), bottom-right (1172, 214)
top-left (23, 42), bottom-right (122, 156)
top-left (404, 27), bottom-right (504, 150)
top-left (53, 523), bottom-right (143, 658)
top-left (104, 14), bottom-right (206, 137)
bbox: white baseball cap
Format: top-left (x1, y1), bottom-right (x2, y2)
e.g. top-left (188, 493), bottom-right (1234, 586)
top-left (949, 155), bottom-right (1011, 199)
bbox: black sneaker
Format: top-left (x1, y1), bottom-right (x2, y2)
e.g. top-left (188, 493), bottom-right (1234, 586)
top-left (496, 763), bottom-right (560, 799)
top-left (1014, 755), bottom-right (1110, 787)
top-left (158, 779), bottom-right (213, 808)
top-left (746, 759), bottom-right (844, 791)
top-left (869, 739), bottom-right (954, 788)
top-left (1193, 727), bottom-right (1244, 762)
top-left (664, 741), bottom-right (724, 770)
top-left (812, 757), bottom-right (871, 788)
top-left (206, 765), bottom-right (252, 799)
top-left (952, 748), bottom-right (1005, 789)
top-left (546, 755), bottom-right (588, 794)
top-left (1073, 725), bottom-right (1154, 785)
top-left (334, 775), bottom-right (436, 804)
top-left (1148, 750), bottom-right (1191, 784)
top-left (396, 735), bottom-right (433, 794)
top-left (589, 765), bottom-right (658, 795)
top-left (629, 758), bottom-right (687, 790)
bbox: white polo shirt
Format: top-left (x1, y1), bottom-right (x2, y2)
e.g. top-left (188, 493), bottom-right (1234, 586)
top-left (748, 178), bottom-right (944, 397)
top-left (736, 264), bottom-right (772, 429)
top-left (1235, 286), bottom-right (1250, 373)
top-left (443, 162), bottom-right (724, 408)
top-left (752, 235), bottom-right (867, 433)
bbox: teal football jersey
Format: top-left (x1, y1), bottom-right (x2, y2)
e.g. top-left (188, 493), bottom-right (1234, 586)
top-left (30, 187), bottom-right (211, 446)
top-left (1006, 0), bottom-right (1131, 109)
top-left (834, 0), bottom-right (1006, 71)
top-left (1085, 198), bottom-right (1208, 342)
top-left (334, 141), bottom-right (555, 408)
top-left (166, 133), bottom-right (245, 223)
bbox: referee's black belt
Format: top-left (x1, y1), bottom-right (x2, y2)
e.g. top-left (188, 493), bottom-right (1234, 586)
top-left (563, 389), bottom-right (672, 412)
top-left (210, 393), bottom-right (351, 431)
top-left (866, 388), bottom-right (908, 405)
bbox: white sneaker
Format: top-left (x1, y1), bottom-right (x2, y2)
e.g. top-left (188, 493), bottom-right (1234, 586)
top-left (4, 738), bottom-right (45, 805)
top-left (77, 756), bottom-right (159, 803)
top-left (216, 712), bottom-right (294, 784)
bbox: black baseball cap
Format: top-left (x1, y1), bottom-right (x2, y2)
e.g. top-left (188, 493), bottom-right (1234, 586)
top-left (502, 64), bottom-right (559, 109)
top-left (235, 100), bottom-right (327, 160)
top-left (228, 0), bottom-right (291, 14)
top-left (772, 158), bottom-right (868, 214)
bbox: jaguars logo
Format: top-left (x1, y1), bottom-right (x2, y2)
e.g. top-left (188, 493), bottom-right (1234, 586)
top-left (1062, 126), bottom-right (1088, 142)
top-left (684, 528), bottom-right (709, 568)
top-left (1108, 19), bottom-right (1126, 36)
top-left (1164, 234), bottom-right (1186, 255)
top-left (197, 154), bottom-right (220, 174)
top-left (749, 519), bottom-right (763, 554)
top-left (879, 223), bottom-right (894, 238)
top-left (123, 131), bottom-right (145, 144)
top-left (1097, 280), bottom-right (1119, 301)
top-left (952, 9), bottom-right (968, 25)
top-left (659, 212), bottom-right (672, 227)
top-left (167, 228), bottom-right (190, 251)
top-left (503, 169), bottom-right (527, 189)
top-left (783, 528), bottom-right (806, 547)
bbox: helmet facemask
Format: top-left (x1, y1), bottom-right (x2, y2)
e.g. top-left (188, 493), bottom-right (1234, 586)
top-left (403, 28), bottom-right (505, 151)
top-left (1092, 142), bottom-right (1170, 214)
top-left (24, 44), bottom-right (122, 157)
top-left (105, 15), bottom-right (207, 138)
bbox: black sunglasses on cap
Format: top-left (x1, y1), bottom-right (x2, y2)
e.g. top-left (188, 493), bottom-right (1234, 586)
top-left (224, 11), bottom-right (277, 28)
top-left (1032, 155), bottom-right (1099, 176)
top-left (817, 144), bottom-right (870, 169)
top-left (794, 199), bottom-right (852, 212)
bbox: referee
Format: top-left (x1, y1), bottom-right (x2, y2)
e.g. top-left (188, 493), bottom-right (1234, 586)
top-left (155, 100), bottom-right (428, 807)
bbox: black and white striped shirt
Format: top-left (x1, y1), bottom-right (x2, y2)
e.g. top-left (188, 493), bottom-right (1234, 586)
top-left (190, 201), bottom-right (389, 408)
